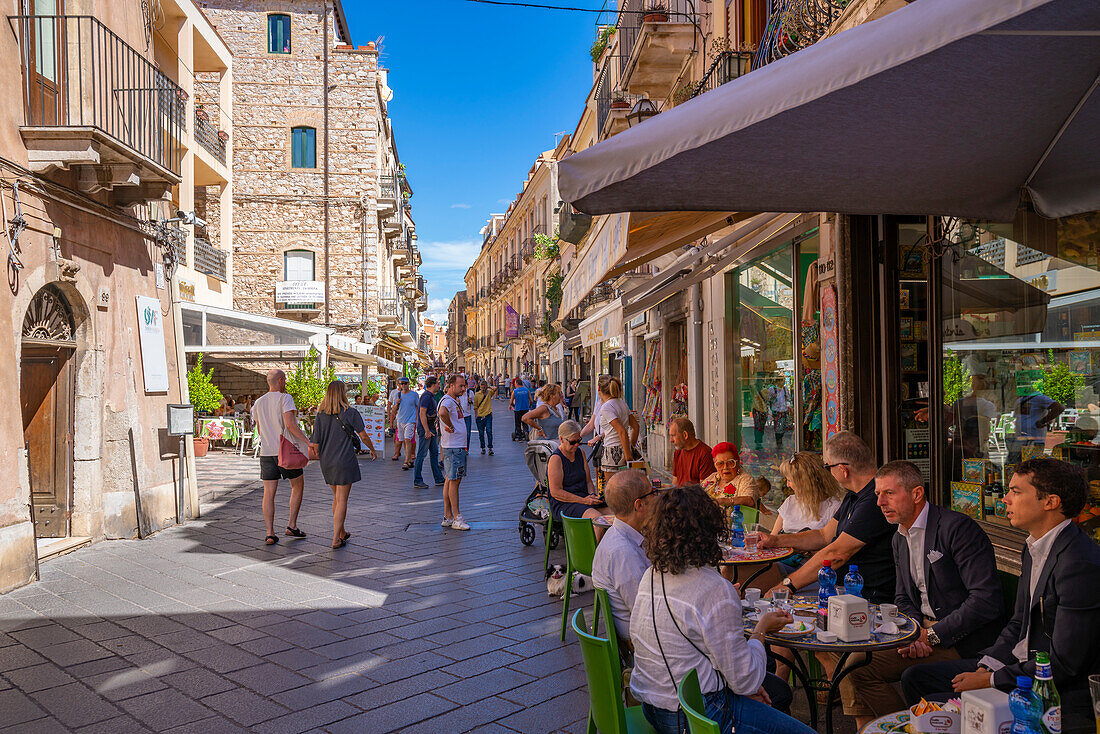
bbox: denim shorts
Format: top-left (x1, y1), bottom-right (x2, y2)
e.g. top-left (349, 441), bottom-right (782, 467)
top-left (442, 448), bottom-right (467, 480)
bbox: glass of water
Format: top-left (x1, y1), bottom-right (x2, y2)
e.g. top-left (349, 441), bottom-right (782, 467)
top-left (1088, 674), bottom-right (1100, 731)
top-left (745, 523), bottom-right (760, 553)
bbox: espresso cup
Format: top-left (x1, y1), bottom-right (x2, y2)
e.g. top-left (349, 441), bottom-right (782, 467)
top-left (744, 588), bottom-right (762, 605)
top-left (879, 603), bottom-right (898, 619)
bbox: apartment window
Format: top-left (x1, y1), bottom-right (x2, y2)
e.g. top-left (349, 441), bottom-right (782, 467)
top-left (268, 14), bottom-right (291, 54)
top-left (284, 250), bottom-right (315, 281)
top-left (291, 126), bottom-right (316, 168)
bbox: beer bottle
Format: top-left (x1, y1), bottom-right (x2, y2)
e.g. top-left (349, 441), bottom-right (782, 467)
top-left (1033, 652), bottom-right (1061, 734)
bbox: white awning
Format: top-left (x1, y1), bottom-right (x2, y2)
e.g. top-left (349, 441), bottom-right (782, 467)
top-left (560, 213), bottom-right (628, 317)
top-left (579, 299), bottom-right (625, 348)
top-left (180, 302), bottom-right (332, 358)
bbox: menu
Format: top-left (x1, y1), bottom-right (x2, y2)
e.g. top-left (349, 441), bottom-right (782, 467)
top-left (353, 404), bottom-right (386, 457)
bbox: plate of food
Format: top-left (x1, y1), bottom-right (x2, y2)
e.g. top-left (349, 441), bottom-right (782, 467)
top-left (773, 619), bottom-right (815, 637)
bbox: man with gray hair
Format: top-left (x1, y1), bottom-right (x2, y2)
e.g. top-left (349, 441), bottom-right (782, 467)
top-left (762, 430), bottom-right (896, 602)
top-left (591, 470), bottom-right (657, 640)
top-left (252, 369), bottom-right (312, 545)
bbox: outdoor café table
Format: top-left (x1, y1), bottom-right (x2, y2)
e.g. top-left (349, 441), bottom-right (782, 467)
top-left (719, 546), bottom-right (794, 587)
top-left (860, 709), bottom-right (914, 733)
top-left (740, 595), bottom-right (920, 733)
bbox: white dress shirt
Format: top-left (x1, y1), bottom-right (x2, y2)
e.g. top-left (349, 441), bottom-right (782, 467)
top-left (591, 519), bottom-right (649, 639)
top-left (980, 518), bottom-right (1073, 670)
top-left (630, 566), bottom-right (767, 711)
top-left (897, 503), bottom-right (935, 619)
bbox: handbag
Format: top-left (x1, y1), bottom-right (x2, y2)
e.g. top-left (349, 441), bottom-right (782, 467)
top-left (278, 411), bottom-right (309, 470)
top-left (334, 410), bottom-right (365, 451)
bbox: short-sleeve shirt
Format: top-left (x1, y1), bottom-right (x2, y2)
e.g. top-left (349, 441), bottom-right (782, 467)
top-left (396, 390), bottom-right (420, 425)
top-left (673, 441), bottom-right (715, 486)
top-left (598, 399), bottom-right (630, 448)
top-left (418, 390), bottom-right (438, 429)
top-left (778, 495), bottom-right (842, 533)
top-left (513, 386), bottom-right (531, 411)
top-left (438, 394), bottom-right (467, 449)
top-left (832, 478), bottom-right (896, 602)
top-left (252, 391), bottom-right (299, 457)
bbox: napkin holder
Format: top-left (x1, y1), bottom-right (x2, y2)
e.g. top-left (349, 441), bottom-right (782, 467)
top-left (960, 689), bottom-right (1011, 734)
top-left (827, 594), bottom-right (871, 642)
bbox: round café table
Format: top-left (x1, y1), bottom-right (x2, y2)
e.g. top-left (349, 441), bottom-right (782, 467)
top-left (860, 709), bottom-right (912, 733)
top-left (741, 595), bottom-right (920, 733)
top-left (720, 546), bottom-right (793, 587)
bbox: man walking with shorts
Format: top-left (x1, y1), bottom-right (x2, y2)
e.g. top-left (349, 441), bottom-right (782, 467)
top-left (438, 374), bottom-right (470, 531)
top-left (393, 377), bottom-right (419, 470)
top-left (252, 369), bottom-right (312, 545)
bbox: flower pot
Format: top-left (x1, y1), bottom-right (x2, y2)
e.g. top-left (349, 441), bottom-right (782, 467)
top-left (644, 11), bottom-right (669, 22)
top-left (193, 437), bottom-right (209, 457)
top-left (196, 108), bottom-right (209, 121)
top-left (217, 130), bottom-right (229, 142)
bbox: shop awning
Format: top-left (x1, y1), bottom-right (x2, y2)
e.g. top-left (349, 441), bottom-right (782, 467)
top-left (379, 335), bottom-right (412, 354)
top-left (327, 335), bottom-right (374, 366)
top-left (558, 0), bottom-right (1100, 221)
top-left (180, 302), bottom-right (332, 358)
top-left (579, 300), bottom-right (625, 348)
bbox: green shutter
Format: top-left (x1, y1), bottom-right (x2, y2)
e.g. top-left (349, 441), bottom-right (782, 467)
top-left (268, 15), bottom-right (290, 54)
top-left (291, 127), bottom-right (315, 168)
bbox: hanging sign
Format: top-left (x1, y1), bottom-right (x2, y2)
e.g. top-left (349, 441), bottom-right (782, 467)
top-left (135, 295), bottom-right (170, 393)
top-left (505, 303), bottom-right (520, 338)
top-left (822, 284), bottom-right (841, 439)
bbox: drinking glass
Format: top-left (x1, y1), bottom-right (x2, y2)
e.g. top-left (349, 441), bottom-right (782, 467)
top-left (745, 523), bottom-right (760, 553)
top-left (773, 587), bottom-right (790, 603)
top-left (1089, 674), bottom-right (1100, 732)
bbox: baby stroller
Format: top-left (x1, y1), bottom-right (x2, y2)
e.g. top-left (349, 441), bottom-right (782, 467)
top-left (519, 440), bottom-right (562, 564)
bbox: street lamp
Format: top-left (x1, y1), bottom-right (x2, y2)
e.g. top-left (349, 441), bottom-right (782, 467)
top-left (626, 98), bottom-right (659, 128)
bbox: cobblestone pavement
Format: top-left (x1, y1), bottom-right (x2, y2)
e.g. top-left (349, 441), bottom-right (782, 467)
top-left (0, 404), bottom-right (591, 733)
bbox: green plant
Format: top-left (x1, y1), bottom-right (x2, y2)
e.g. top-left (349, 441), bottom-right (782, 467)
top-left (942, 352), bottom-right (971, 406)
top-left (545, 271), bottom-right (563, 312)
top-left (284, 346), bottom-right (336, 410)
top-left (186, 354), bottom-right (223, 413)
top-left (590, 25), bottom-right (615, 63)
top-left (534, 231), bottom-right (560, 260)
top-left (1033, 349), bottom-right (1084, 405)
top-left (671, 82), bottom-right (695, 105)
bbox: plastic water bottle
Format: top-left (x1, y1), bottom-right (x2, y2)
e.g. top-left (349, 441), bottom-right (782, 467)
top-left (1009, 676), bottom-right (1041, 734)
top-left (731, 506), bottom-right (745, 549)
top-left (817, 560), bottom-right (837, 630)
top-left (843, 565), bottom-right (864, 598)
top-left (1033, 652), bottom-right (1061, 734)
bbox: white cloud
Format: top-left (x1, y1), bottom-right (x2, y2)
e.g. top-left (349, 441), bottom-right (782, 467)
top-left (416, 239), bottom-right (481, 315)
top-left (449, 203), bottom-right (471, 209)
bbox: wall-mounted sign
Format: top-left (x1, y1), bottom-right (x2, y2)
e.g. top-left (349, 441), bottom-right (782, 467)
top-left (178, 279), bottom-right (196, 302)
top-left (96, 286), bottom-right (110, 311)
top-left (275, 280), bottom-right (326, 304)
top-left (505, 303), bottom-right (519, 338)
top-left (627, 313), bottom-right (647, 330)
top-left (580, 301), bottom-right (624, 348)
top-left (135, 295), bottom-right (169, 393)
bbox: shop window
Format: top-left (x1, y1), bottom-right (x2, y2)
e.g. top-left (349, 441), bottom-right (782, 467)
top-left (291, 126), bottom-right (315, 168)
top-left (938, 213), bottom-right (1100, 544)
top-left (268, 14), bottom-right (291, 54)
top-left (284, 249), bottom-right (314, 281)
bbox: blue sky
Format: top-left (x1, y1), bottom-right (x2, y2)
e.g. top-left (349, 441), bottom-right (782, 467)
top-left (343, 1), bottom-right (603, 322)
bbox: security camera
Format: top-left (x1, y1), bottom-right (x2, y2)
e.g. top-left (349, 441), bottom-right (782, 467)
top-left (174, 210), bottom-right (208, 229)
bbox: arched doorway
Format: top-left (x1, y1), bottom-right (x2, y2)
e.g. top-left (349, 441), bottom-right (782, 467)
top-left (20, 284), bottom-right (76, 539)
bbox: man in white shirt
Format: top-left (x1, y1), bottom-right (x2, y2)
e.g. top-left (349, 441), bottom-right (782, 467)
top-left (438, 374), bottom-right (470, 531)
top-left (903, 458), bottom-right (1100, 733)
top-left (592, 470), bottom-right (655, 640)
top-left (251, 369), bottom-right (312, 545)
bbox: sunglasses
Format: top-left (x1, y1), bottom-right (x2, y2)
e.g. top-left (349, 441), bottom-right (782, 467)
top-left (562, 437), bottom-right (582, 446)
top-left (823, 461), bottom-right (849, 470)
top-left (636, 487), bottom-right (667, 502)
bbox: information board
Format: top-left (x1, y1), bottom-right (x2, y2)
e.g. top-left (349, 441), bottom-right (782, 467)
top-left (135, 295), bottom-right (169, 393)
top-left (353, 403), bottom-right (386, 457)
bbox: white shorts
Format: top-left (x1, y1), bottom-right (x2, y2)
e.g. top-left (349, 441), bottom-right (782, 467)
top-left (396, 422), bottom-right (416, 441)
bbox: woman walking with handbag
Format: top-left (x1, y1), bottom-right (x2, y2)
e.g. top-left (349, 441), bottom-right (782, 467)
top-left (309, 381), bottom-right (377, 549)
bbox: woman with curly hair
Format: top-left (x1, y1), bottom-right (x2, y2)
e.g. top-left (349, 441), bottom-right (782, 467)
top-left (629, 485), bottom-right (814, 734)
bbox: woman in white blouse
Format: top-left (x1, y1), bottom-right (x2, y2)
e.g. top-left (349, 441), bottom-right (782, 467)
top-left (774, 452), bottom-right (846, 534)
top-left (629, 485), bottom-right (815, 734)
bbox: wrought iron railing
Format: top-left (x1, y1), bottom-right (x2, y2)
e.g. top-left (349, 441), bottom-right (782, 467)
top-left (379, 173), bottom-right (398, 201)
top-left (194, 108), bottom-right (226, 164)
top-left (10, 15), bottom-right (185, 176)
top-left (754, 0), bottom-right (850, 69)
top-left (594, 52), bottom-right (642, 137)
top-left (192, 237), bottom-right (227, 281)
top-left (379, 289), bottom-right (399, 317)
top-left (693, 51), bottom-right (753, 98)
top-left (616, 0), bottom-right (698, 70)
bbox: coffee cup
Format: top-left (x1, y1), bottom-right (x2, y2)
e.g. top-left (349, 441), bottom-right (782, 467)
top-left (754, 600), bottom-right (772, 615)
top-left (744, 588), bottom-right (762, 605)
top-left (879, 603), bottom-right (898, 620)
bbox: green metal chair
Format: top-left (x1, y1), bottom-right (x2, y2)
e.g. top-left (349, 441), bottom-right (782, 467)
top-left (543, 511), bottom-right (555, 573)
top-left (678, 668), bottom-right (720, 734)
top-left (561, 514), bottom-right (598, 641)
top-left (740, 506), bottom-right (760, 527)
top-left (572, 608), bottom-right (657, 734)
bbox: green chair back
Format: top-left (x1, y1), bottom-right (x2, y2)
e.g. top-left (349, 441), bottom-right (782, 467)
top-left (678, 668), bottom-right (721, 734)
top-left (740, 506), bottom-right (760, 527)
top-left (592, 587), bottom-right (622, 674)
top-left (560, 515), bottom-right (597, 640)
top-left (573, 608), bottom-right (628, 733)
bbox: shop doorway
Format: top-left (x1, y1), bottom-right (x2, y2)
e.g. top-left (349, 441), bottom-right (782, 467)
top-left (20, 285), bottom-right (77, 539)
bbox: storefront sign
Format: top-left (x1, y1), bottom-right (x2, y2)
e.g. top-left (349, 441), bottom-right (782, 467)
top-left (821, 284), bottom-right (841, 439)
top-left (135, 295), bottom-right (169, 393)
top-left (607, 335), bottom-right (624, 350)
top-left (178, 279), bottom-right (195, 303)
top-left (628, 313), bottom-right (647, 330)
top-left (580, 301), bottom-right (624, 348)
top-left (560, 213), bottom-right (628, 316)
top-left (816, 255), bottom-right (835, 280)
top-left (376, 356), bottom-right (403, 373)
top-left (275, 280), bottom-right (325, 304)
top-left (505, 303), bottom-right (519, 338)
top-left (549, 337), bottom-right (566, 364)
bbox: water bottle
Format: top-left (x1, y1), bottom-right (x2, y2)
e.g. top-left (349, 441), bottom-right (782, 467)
top-left (1033, 652), bottom-right (1061, 734)
top-left (817, 560), bottom-right (837, 630)
top-left (731, 506), bottom-right (745, 549)
top-left (1009, 676), bottom-right (1041, 734)
top-left (843, 565), bottom-right (864, 598)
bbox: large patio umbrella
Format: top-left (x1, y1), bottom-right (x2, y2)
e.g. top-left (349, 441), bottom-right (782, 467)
top-left (558, 0), bottom-right (1100, 221)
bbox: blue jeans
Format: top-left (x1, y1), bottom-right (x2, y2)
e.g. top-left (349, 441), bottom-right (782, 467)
top-left (476, 414), bottom-right (493, 449)
top-left (641, 683), bottom-right (814, 734)
top-left (414, 425), bottom-right (443, 484)
top-left (464, 415), bottom-right (472, 450)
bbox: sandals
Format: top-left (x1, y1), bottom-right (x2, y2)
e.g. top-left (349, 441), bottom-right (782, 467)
top-left (264, 535), bottom-right (279, 546)
top-left (332, 538), bottom-right (346, 549)
top-left (285, 526), bottom-right (306, 538)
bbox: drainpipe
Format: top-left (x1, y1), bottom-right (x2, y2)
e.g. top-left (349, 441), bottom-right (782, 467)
top-left (322, 0), bottom-right (331, 326)
top-left (691, 282), bottom-right (705, 435)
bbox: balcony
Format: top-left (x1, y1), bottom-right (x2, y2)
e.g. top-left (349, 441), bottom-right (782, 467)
top-left (616, 0), bottom-right (698, 100)
top-left (192, 236), bottom-right (227, 281)
top-left (378, 172), bottom-right (398, 215)
top-left (11, 14), bottom-right (185, 205)
top-left (595, 53), bottom-right (643, 140)
top-left (692, 51), bottom-right (753, 98)
top-left (194, 107), bottom-right (226, 165)
top-left (382, 213), bottom-right (403, 240)
top-left (378, 289), bottom-right (399, 323)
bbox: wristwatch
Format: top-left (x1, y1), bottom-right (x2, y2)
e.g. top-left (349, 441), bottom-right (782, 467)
top-left (781, 577), bottom-right (797, 593)
top-left (926, 628), bottom-right (940, 647)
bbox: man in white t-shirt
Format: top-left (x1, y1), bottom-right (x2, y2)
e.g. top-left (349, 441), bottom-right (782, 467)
top-left (252, 369), bottom-right (312, 545)
top-left (438, 374), bottom-right (470, 531)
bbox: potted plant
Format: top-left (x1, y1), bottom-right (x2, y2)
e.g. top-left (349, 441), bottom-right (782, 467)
top-left (644, 3), bottom-right (669, 22)
top-left (196, 104), bottom-right (209, 122)
top-left (610, 96), bottom-right (631, 110)
top-left (590, 26), bottom-right (615, 63)
top-left (186, 354), bottom-right (223, 457)
top-left (217, 130), bottom-right (229, 142)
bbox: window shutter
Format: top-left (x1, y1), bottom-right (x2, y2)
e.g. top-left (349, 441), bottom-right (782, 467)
top-left (291, 127), bottom-right (315, 168)
top-left (285, 251), bottom-right (314, 281)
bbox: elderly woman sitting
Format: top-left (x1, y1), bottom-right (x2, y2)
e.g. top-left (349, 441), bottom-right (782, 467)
top-left (701, 442), bottom-right (769, 516)
top-left (548, 420), bottom-right (613, 539)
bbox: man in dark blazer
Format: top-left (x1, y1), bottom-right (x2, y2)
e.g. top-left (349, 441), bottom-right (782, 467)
top-left (903, 458), bottom-right (1100, 734)
top-left (836, 460), bottom-right (1003, 729)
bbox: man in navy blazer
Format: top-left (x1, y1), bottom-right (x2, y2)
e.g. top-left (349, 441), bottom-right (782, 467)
top-left (903, 458), bottom-right (1100, 734)
top-left (835, 460), bottom-right (1003, 728)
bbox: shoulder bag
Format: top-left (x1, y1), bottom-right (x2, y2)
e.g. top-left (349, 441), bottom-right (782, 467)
top-left (334, 410), bottom-right (365, 452)
top-left (277, 403), bottom-right (309, 469)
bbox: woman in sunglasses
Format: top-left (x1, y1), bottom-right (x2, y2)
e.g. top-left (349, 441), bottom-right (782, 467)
top-left (548, 420), bottom-right (613, 538)
top-left (701, 442), bottom-right (765, 521)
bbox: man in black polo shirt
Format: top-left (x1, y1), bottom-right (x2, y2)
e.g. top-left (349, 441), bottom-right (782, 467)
top-left (762, 431), bottom-right (896, 602)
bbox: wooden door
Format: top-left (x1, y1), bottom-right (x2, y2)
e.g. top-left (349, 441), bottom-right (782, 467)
top-left (22, 0), bottom-right (64, 126)
top-left (20, 347), bottom-right (72, 538)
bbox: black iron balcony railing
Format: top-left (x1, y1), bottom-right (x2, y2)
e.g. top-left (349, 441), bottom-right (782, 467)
top-left (192, 237), bottom-right (227, 281)
top-left (754, 0), bottom-right (848, 69)
top-left (194, 107), bottom-right (226, 165)
top-left (11, 15), bottom-right (185, 176)
top-left (379, 289), bottom-right (399, 317)
top-left (594, 52), bottom-right (641, 137)
top-left (379, 172), bottom-right (398, 201)
top-left (615, 0), bottom-right (698, 70)
top-left (692, 51), bottom-right (753, 98)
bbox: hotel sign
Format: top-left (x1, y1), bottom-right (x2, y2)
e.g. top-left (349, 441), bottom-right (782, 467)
top-left (276, 280), bottom-right (326, 304)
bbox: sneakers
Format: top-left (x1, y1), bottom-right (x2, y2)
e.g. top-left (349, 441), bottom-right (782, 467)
top-left (441, 517), bottom-right (453, 528)
top-left (434, 481), bottom-right (445, 487)
top-left (481, 448), bottom-right (486, 455)
top-left (488, 449), bottom-right (494, 456)
top-left (451, 516), bottom-right (470, 531)
top-left (413, 482), bottom-right (429, 489)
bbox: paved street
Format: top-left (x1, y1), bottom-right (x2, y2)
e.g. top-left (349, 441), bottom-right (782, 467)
top-left (0, 405), bottom-right (591, 733)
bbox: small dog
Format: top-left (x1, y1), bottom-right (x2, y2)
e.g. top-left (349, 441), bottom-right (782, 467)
top-left (546, 565), bottom-right (592, 598)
